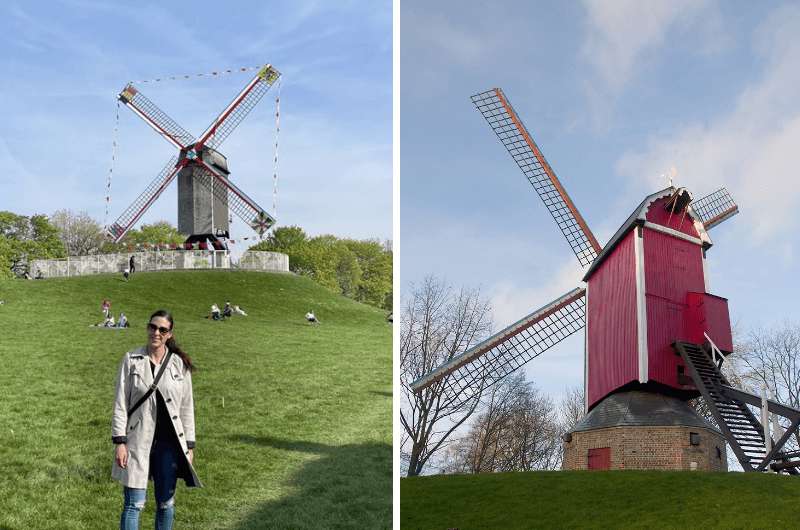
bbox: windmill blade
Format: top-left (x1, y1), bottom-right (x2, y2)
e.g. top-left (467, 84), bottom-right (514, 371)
top-left (118, 84), bottom-right (195, 150)
top-left (107, 156), bottom-right (181, 242)
top-left (471, 88), bottom-right (601, 267)
top-left (690, 187), bottom-right (739, 230)
top-left (411, 287), bottom-right (586, 403)
top-left (195, 64), bottom-right (281, 150)
top-left (193, 160), bottom-right (276, 236)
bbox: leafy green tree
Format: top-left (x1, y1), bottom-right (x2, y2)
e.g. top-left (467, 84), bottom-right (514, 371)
top-left (251, 225), bottom-right (307, 253)
top-left (122, 221), bottom-right (186, 247)
top-left (0, 212), bottom-right (66, 279)
top-left (345, 239), bottom-right (392, 309)
top-left (247, 227), bottom-right (392, 309)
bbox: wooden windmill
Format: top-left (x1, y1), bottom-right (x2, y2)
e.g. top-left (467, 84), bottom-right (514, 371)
top-left (412, 88), bottom-right (800, 473)
top-left (106, 64), bottom-right (280, 247)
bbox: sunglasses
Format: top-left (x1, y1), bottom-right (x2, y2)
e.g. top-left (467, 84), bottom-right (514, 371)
top-left (147, 323), bottom-right (171, 335)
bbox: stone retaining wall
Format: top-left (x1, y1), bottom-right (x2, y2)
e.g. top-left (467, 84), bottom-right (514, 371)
top-left (29, 250), bottom-right (289, 278)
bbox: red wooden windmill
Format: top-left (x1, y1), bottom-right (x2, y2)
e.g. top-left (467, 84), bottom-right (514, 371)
top-left (106, 64), bottom-right (280, 246)
top-left (412, 88), bottom-right (800, 473)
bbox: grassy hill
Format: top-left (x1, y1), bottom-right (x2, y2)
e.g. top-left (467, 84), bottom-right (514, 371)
top-left (401, 470), bottom-right (800, 529)
top-left (0, 270), bottom-right (391, 529)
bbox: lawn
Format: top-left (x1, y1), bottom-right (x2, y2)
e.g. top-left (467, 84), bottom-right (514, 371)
top-left (401, 469), bottom-right (800, 529)
top-left (0, 270), bottom-right (392, 529)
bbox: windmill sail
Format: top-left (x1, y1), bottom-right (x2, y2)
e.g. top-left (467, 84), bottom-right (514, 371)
top-left (196, 64), bottom-right (281, 150)
top-left (193, 161), bottom-right (275, 236)
top-left (411, 287), bottom-right (586, 404)
top-left (118, 85), bottom-right (195, 149)
top-left (690, 187), bottom-right (739, 230)
top-left (107, 155), bottom-right (182, 242)
top-left (472, 88), bottom-right (601, 267)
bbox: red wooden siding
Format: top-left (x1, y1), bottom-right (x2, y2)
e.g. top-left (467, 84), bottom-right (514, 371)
top-left (587, 231), bottom-right (639, 409)
top-left (644, 196), bottom-right (701, 238)
top-left (588, 447), bottom-right (611, 470)
top-left (643, 228), bottom-right (706, 388)
top-left (685, 293), bottom-right (733, 353)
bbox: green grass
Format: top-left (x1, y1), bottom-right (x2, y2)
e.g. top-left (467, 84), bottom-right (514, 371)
top-left (0, 270), bottom-right (391, 529)
top-left (401, 470), bottom-right (800, 529)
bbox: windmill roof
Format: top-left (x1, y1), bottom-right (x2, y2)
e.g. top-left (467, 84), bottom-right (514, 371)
top-left (582, 187), bottom-right (710, 281)
top-left (571, 389), bottom-right (721, 433)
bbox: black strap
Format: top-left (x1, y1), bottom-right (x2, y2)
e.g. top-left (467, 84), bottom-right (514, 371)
top-left (127, 350), bottom-right (173, 417)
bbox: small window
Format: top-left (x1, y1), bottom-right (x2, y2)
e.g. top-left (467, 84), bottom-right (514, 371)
top-left (716, 446), bottom-right (722, 460)
top-left (690, 432), bottom-right (700, 446)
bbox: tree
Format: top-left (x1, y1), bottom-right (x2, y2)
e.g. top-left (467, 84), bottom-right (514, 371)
top-left (50, 209), bottom-right (106, 256)
top-left (252, 225), bottom-right (308, 253)
top-left (248, 227), bottom-right (392, 310)
top-left (559, 386), bottom-right (585, 435)
top-left (345, 239), bottom-right (393, 310)
top-left (0, 212), bottom-right (65, 279)
top-left (400, 276), bottom-right (493, 476)
top-left (122, 221), bottom-right (186, 246)
top-left (738, 322), bottom-right (800, 450)
top-left (440, 373), bottom-right (563, 473)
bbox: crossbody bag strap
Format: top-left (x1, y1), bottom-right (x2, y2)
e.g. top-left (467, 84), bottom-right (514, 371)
top-left (127, 349), bottom-right (174, 417)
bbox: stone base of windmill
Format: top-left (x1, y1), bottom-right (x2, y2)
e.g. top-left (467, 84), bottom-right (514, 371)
top-left (562, 390), bottom-right (728, 471)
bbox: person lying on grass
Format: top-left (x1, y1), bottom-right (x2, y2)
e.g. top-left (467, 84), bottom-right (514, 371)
top-left (112, 309), bottom-right (202, 529)
top-left (306, 310), bottom-right (319, 324)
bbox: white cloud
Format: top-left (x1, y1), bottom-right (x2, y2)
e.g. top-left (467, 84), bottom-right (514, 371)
top-left (616, 4), bottom-right (800, 243)
top-left (581, 0), bottom-right (723, 118)
top-left (488, 257), bottom-right (584, 330)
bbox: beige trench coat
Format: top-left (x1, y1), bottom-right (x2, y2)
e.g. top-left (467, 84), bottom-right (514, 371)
top-left (111, 346), bottom-right (201, 488)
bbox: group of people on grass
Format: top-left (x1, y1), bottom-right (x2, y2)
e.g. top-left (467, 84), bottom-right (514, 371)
top-left (208, 301), bottom-right (248, 321)
top-left (95, 299), bottom-right (130, 328)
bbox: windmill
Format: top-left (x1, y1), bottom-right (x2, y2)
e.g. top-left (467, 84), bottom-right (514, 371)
top-left (106, 64), bottom-right (280, 247)
top-left (411, 88), bottom-right (800, 473)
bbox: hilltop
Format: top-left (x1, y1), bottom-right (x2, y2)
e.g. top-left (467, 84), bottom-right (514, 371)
top-left (0, 270), bottom-right (391, 529)
top-left (401, 469), bottom-right (800, 529)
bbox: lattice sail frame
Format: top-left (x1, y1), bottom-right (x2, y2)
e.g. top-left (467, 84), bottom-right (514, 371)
top-left (107, 156), bottom-right (181, 241)
top-left (108, 65), bottom-right (280, 242)
top-left (118, 86), bottom-right (195, 149)
top-left (471, 88), bottom-right (601, 268)
top-left (411, 288), bottom-right (586, 402)
top-left (690, 187), bottom-right (739, 230)
top-left (193, 161), bottom-right (276, 236)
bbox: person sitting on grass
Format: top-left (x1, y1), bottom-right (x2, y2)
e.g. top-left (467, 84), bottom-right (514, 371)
top-left (210, 304), bottom-right (222, 321)
top-left (233, 305), bottom-right (247, 316)
top-left (117, 313), bottom-right (129, 328)
top-left (305, 310), bottom-right (319, 325)
top-left (123, 267), bottom-right (130, 282)
top-left (102, 299), bottom-right (111, 318)
top-left (223, 301), bottom-right (233, 319)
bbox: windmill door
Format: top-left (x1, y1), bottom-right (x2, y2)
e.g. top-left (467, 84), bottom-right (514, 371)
top-left (588, 447), bottom-right (611, 470)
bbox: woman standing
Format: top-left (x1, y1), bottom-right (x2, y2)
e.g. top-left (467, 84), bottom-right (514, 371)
top-left (112, 310), bottom-right (202, 529)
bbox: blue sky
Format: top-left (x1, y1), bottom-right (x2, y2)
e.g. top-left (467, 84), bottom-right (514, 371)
top-left (401, 0), bottom-right (800, 400)
top-left (0, 0), bottom-right (391, 247)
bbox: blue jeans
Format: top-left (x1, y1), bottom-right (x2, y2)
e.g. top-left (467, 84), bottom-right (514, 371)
top-left (120, 439), bottom-right (179, 530)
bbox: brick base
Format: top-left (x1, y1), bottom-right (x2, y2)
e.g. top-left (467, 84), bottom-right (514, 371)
top-left (563, 425), bottom-right (727, 471)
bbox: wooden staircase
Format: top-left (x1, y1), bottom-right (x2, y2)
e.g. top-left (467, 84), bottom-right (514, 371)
top-left (674, 341), bottom-right (800, 473)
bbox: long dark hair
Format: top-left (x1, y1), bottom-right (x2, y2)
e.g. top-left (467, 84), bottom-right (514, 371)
top-left (150, 309), bottom-right (195, 372)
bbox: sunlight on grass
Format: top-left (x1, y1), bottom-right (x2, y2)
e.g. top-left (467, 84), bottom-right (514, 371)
top-left (0, 270), bottom-right (391, 529)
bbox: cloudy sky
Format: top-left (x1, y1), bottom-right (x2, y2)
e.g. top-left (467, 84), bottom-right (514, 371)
top-left (401, 0), bottom-right (800, 400)
top-left (0, 0), bottom-right (391, 246)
